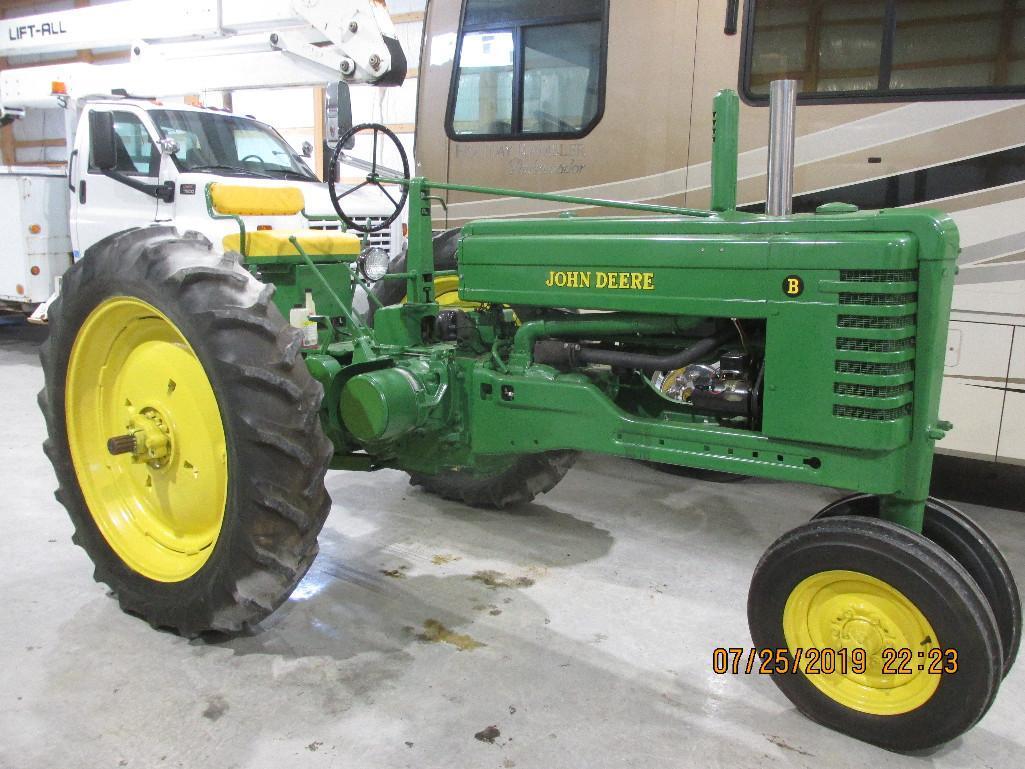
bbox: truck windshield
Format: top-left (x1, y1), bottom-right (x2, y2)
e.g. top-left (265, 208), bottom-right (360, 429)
top-left (150, 109), bottom-right (318, 181)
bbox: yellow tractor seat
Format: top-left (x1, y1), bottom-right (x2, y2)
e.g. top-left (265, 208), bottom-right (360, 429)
top-left (222, 229), bottom-right (362, 259)
top-left (207, 182), bottom-right (362, 259)
top-left (209, 183), bottom-right (305, 216)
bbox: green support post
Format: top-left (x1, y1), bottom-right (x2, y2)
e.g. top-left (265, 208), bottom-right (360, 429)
top-left (406, 178), bottom-right (437, 305)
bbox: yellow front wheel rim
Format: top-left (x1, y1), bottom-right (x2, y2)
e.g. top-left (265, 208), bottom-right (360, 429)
top-left (65, 297), bottom-right (228, 582)
top-left (783, 569), bottom-right (941, 715)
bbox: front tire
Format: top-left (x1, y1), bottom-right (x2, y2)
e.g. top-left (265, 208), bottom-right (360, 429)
top-left (748, 516), bottom-right (1003, 752)
top-left (39, 227), bottom-right (333, 636)
top-left (813, 494), bottom-right (1021, 675)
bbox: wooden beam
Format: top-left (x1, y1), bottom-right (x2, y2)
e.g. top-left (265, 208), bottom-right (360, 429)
top-left (312, 85), bottom-right (325, 180)
top-left (391, 11), bottom-right (425, 24)
top-left (0, 0), bottom-right (60, 12)
top-left (4, 160), bottom-right (65, 167)
top-left (0, 125), bottom-right (15, 165)
top-left (74, 0), bottom-right (94, 63)
top-left (13, 137), bottom-right (65, 148)
top-left (13, 137), bottom-right (64, 148)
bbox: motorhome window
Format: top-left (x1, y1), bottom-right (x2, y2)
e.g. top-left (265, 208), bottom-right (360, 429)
top-left (89, 111), bottom-right (158, 176)
top-left (449, 0), bottom-right (606, 138)
top-left (150, 110), bottom-right (318, 180)
top-left (743, 0), bottom-right (1025, 101)
top-left (890, 1), bottom-right (1023, 90)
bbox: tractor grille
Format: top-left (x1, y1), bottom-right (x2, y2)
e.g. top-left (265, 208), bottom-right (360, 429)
top-left (834, 382), bottom-right (913, 398)
top-left (840, 269), bottom-right (918, 283)
top-left (835, 359), bottom-right (914, 376)
top-left (833, 403), bottom-right (914, 420)
top-left (837, 314), bottom-right (916, 329)
top-left (836, 336), bottom-right (916, 353)
top-left (832, 269), bottom-right (917, 424)
top-left (839, 291), bottom-right (917, 306)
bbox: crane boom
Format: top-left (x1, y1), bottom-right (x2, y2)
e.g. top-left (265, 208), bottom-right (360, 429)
top-left (0, 0), bottom-right (405, 110)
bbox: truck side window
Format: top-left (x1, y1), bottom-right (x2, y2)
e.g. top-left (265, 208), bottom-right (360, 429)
top-left (742, 0), bottom-right (1025, 101)
top-left (88, 111), bottom-right (159, 176)
top-left (448, 0), bottom-right (607, 139)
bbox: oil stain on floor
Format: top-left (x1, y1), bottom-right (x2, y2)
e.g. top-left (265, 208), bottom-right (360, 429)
top-left (416, 619), bottom-right (485, 651)
top-left (469, 570), bottom-right (535, 589)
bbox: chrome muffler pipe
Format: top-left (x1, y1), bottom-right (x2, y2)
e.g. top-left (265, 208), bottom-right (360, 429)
top-left (766, 79), bottom-right (797, 216)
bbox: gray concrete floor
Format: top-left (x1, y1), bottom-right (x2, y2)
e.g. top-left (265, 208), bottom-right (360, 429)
top-left (2, 318), bottom-right (1024, 769)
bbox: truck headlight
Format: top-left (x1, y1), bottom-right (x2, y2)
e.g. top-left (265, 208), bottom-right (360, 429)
top-left (358, 247), bottom-right (390, 282)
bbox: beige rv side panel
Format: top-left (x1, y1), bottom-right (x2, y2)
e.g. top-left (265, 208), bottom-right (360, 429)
top-left (998, 328), bottom-right (1025, 465)
top-left (417, 0), bottom-right (700, 226)
top-left (941, 322), bottom-right (1014, 460)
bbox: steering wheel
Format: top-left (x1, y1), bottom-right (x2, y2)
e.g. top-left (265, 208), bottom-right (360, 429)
top-left (327, 123), bottom-right (410, 233)
top-left (240, 154), bottom-right (265, 164)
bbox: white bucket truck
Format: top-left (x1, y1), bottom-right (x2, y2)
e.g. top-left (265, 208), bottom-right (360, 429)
top-left (0, 0), bottom-right (408, 318)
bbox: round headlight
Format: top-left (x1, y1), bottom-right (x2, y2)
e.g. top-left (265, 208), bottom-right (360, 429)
top-left (358, 247), bottom-right (390, 282)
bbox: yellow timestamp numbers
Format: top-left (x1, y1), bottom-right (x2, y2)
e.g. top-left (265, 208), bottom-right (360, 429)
top-left (711, 647), bottom-right (959, 675)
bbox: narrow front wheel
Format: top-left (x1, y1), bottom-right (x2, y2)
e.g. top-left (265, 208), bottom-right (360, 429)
top-left (748, 516), bottom-right (1003, 751)
top-left (813, 493), bottom-right (1021, 675)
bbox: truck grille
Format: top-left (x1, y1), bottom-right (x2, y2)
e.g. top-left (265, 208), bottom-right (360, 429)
top-left (364, 219), bottom-right (394, 252)
top-left (832, 269), bottom-right (917, 423)
top-left (310, 216), bottom-right (394, 253)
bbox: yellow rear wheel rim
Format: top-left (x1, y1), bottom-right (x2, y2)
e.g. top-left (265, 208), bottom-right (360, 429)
top-left (433, 275), bottom-right (477, 309)
top-left (65, 297), bottom-right (228, 582)
top-left (783, 569), bottom-right (941, 715)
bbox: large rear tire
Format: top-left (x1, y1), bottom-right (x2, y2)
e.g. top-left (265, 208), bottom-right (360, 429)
top-left (39, 227), bottom-right (333, 636)
top-left (409, 451), bottom-right (578, 509)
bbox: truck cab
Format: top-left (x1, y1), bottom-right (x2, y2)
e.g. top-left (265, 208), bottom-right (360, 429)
top-left (70, 99), bottom-right (402, 261)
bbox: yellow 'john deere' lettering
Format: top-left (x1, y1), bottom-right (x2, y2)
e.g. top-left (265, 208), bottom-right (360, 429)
top-left (545, 270), bottom-right (654, 290)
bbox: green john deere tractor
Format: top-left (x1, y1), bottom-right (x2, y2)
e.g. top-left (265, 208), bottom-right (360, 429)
top-left (39, 90), bottom-right (1019, 752)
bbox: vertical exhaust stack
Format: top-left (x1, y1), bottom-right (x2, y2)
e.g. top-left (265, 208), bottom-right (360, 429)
top-left (766, 79), bottom-right (797, 216)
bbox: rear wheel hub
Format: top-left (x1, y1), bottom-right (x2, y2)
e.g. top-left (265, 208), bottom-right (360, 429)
top-left (66, 297), bottom-right (228, 583)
